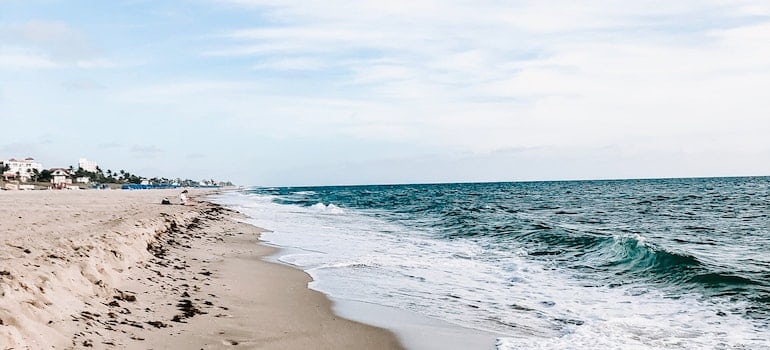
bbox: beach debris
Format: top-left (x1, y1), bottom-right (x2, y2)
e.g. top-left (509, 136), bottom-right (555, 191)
top-left (120, 320), bottom-right (144, 328)
top-left (147, 320), bottom-right (169, 328)
top-left (177, 299), bottom-right (204, 317)
top-left (114, 290), bottom-right (137, 302)
top-left (79, 311), bottom-right (101, 321)
top-left (171, 299), bottom-right (206, 323)
top-left (147, 241), bottom-right (167, 259)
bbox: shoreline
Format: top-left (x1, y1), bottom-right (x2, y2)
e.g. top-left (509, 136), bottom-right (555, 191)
top-left (212, 192), bottom-right (502, 350)
top-left (0, 189), bottom-right (402, 349)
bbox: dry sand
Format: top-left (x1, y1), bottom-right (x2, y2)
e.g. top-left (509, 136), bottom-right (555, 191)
top-left (0, 189), bottom-right (402, 349)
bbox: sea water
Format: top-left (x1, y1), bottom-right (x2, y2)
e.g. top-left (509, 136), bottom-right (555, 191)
top-left (212, 177), bottom-right (770, 349)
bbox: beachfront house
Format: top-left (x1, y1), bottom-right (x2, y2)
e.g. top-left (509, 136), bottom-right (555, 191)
top-left (2, 157), bottom-right (43, 182)
top-left (50, 168), bottom-right (73, 185)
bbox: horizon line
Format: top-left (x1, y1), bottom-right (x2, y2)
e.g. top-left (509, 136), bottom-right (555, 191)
top-left (244, 174), bottom-right (770, 189)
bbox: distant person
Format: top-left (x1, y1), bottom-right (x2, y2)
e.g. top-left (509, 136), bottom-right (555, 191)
top-left (179, 190), bottom-right (189, 205)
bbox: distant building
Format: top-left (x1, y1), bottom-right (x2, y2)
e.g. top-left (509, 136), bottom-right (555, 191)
top-left (78, 158), bottom-right (98, 173)
top-left (3, 157), bottom-right (43, 182)
top-left (50, 168), bottom-right (73, 185)
top-left (75, 176), bottom-right (91, 184)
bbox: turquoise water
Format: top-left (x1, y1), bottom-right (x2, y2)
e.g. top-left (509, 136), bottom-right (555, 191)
top-left (216, 177), bottom-right (770, 349)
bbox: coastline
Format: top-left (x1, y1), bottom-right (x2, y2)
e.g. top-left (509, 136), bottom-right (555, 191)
top-left (212, 191), bottom-right (503, 350)
top-left (0, 189), bottom-right (402, 349)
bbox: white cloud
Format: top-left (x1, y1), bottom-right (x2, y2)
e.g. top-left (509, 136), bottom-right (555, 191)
top-left (0, 20), bottom-right (123, 70)
top-left (3, 20), bottom-right (94, 59)
top-left (203, 0), bottom-right (770, 160)
top-left (0, 47), bottom-right (59, 69)
top-left (251, 57), bottom-right (326, 71)
top-left (130, 145), bottom-right (164, 158)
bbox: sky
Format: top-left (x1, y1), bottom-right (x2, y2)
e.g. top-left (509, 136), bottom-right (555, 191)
top-left (1, 0), bottom-right (769, 186)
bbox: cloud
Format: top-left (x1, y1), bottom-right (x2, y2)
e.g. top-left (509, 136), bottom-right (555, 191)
top-left (61, 80), bottom-right (107, 90)
top-left (0, 47), bottom-right (59, 69)
top-left (251, 57), bottom-right (327, 71)
top-left (97, 142), bottom-right (124, 149)
top-left (0, 20), bottom-right (121, 70)
top-left (186, 153), bottom-right (206, 159)
top-left (130, 145), bottom-right (164, 158)
top-left (2, 20), bottom-right (94, 59)
top-left (118, 81), bottom-right (258, 101)
top-left (200, 0), bottom-right (770, 158)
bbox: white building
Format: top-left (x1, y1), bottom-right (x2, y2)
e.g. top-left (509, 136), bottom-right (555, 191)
top-left (78, 158), bottom-right (98, 173)
top-left (3, 157), bottom-right (43, 182)
top-left (50, 168), bottom-right (73, 185)
top-left (75, 176), bottom-right (91, 184)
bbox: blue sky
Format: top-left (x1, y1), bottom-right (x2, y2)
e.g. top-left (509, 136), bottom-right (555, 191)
top-left (1, 0), bottom-right (769, 185)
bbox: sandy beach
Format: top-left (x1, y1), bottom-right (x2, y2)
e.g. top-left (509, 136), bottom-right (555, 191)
top-left (0, 189), bottom-right (402, 349)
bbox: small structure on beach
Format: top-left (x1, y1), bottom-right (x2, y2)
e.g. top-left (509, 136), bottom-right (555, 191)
top-left (50, 168), bottom-right (73, 186)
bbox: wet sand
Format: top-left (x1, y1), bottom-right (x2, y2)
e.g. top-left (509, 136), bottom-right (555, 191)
top-left (0, 189), bottom-right (402, 349)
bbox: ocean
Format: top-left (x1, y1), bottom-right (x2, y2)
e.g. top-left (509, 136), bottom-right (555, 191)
top-left (212, 177), bottom-right (770, 349)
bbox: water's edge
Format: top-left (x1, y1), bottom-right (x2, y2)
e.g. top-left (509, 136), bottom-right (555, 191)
top-left (258, 235), bottom-right (501, 350)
